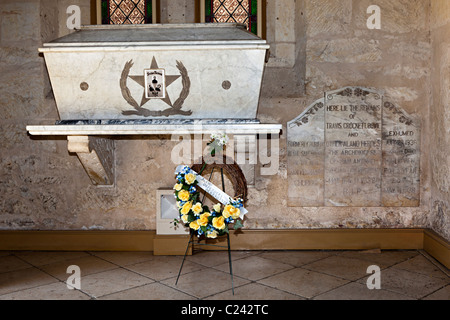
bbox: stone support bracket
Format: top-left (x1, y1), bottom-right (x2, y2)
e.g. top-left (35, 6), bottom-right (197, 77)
top-left (67, 136), bottom-right (115, 186)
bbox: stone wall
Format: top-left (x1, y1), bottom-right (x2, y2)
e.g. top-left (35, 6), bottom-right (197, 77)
top-left (0, 0), bottom-right (447, 242)
top-left (0, 0), bottom-right (62, 229)
top-left (430, 0), bottom-right (450, 241)
top-left (254, 0), bottom-right (432, 233)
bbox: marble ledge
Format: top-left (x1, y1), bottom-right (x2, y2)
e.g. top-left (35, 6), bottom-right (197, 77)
top-left (26, 123), bottom-right (283, 136)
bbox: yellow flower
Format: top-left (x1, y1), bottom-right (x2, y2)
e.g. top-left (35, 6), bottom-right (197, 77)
top-left (212, 216), bottom-right (226, 230)
top-left (192, 202), bottom-right (203, 216)
top-left (197, 212), bottom-right (211, 227)
top-left (180, 201), bottom-right (192, 215)
top-left (213, 203), bottom-right (222, 213)
top-left (178, 190), bottom-right (190, 202)
top-left (184, 173), bottom-right (196, 185)
top-left (222, 209), bottom-right (231, 219)
top-left (223, 204), bottom-right (240, 219)
top-left (181, 214), bottom-right (189, 224)
top-left (207, 230), bottom-right (218, 239)
top-left (173, 183), bottom-right (183, 191)
top-left (189, 220), bottom-right (200, 231)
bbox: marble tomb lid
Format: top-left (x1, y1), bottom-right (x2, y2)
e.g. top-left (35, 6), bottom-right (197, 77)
top-left (41, 23), bottom-right (269, 49)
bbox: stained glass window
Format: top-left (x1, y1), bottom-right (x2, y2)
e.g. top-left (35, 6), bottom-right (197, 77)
top-left (205, 0), bottom-right (258, 35)
top-left (101, 0), bottom-right (153, 24)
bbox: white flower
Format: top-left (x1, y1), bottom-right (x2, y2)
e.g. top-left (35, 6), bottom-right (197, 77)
top-left (211, 133), bottom-right (229, 146)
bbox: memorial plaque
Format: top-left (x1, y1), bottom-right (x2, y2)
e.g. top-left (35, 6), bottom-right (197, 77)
top-left (324, 87), bottom-right (382, 206)
top-left (287, 99), bottom-right (325, 206)
top-left (287, 86), bottom-right (420, 207)
top-left (382, 101), bottom-right (420, 206)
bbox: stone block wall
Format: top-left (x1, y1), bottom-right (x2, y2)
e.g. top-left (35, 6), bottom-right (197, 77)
top-left (1, 0), bottom-right (66, 228)
top-left (430, 0), bottom-right (450, 241)
top-left (0, 0), bottom-right (448, 242)
top-left (254, 0), bottom-right (432, 233)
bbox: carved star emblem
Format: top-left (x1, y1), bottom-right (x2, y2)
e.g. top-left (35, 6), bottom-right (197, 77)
top-left (129, 57), bottom-right (181, 107)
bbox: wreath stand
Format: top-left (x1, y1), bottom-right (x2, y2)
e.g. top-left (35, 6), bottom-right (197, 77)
top-left (175, 164), bottom-right (240, 295)
top-left (176, 226), bottom-right (234, 295)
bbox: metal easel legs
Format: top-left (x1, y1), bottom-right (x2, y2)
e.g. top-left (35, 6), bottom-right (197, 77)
top-left (175, 230), bottom-right (235, 295)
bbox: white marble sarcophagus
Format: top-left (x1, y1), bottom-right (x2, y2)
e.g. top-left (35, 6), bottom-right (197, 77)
top-left (39, 23), bottom-right (270, 121)
top-left (29, 23), bottom-right (281, 188)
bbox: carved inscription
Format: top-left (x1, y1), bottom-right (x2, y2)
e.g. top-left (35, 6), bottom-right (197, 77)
top-left (325, 87), bottom-right (382, 206)
top-left (382, 101), bottom-right (420, 206)
top-left (287, 87), bottom-right (420, 207)
top-left (287, 99), bottom-right (325, 206)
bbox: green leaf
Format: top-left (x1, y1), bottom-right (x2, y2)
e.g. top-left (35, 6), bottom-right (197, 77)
top-left (233, 220), bottom-right (244, 230)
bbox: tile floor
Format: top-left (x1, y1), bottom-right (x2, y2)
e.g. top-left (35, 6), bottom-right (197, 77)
top-left (0, 249), bottom-right (448, 300)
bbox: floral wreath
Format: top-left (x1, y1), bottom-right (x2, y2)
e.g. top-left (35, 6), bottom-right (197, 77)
top-left (173, 165), bottom-right (244, 238)
top-left (172, 133), bottom-right (244, 238)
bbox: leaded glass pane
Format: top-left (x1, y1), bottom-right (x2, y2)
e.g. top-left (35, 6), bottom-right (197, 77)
top-left (206, 0), bottom-right (257, 35)
top-left (102, 0), bottom-right (152, 24)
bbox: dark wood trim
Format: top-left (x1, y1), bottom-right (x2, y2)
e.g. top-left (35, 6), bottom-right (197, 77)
top-left (261, 0), bottom-right (267, 40)
top-left (1, 228), bottom-right (447, 268)
top-left (194, 0), bottom-right (200, 23)
top-left (90, 0), bottom-right (98, 25)
top-left (155, 0), bottom-right (161, 23)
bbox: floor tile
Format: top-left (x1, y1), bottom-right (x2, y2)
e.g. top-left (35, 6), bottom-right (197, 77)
top-left (0, 255), bottom-right (33, 274)
top-left (213, 256), bottom-right (294, 281)
top-left (89, 251), bottom-right (154, 266)
top-left (313, 282), bottom-right (414, 300)
top-left (186, 250), bottom-right (259, 267)
top-left (126, 256), bottom-right (205, 281)
top-left (161, 268), bottom-right (250, 299)
top-left (13, 251), bottom-right (89, 267)
top-left (39, 255), bottom-right (118, 281)
top-left (0, 251), bottom-right (12, 257)
top-left (0, 267), bottom-right (58, 296)
top-left (392, 254), bottom-right (449, 280)
top-left (259, 250), bottom-right (333, 267)
top-left (335, 250), bottom-right (419, 268)
top-left (357, 266), bottom-right (449, 299)
top-left (422, 285), bottom-right (450, 300)
top-left (0, 282), bottom-right (91, 300)
top-left (1, 250), bottom-right (446, 300)
top-left (302, 255), bottom-right (375, 281)
top-left (205, 283), bottom-right (304, 300)
top-left (258, 268), bottom-right (349, 299)
top-left (99, 282), bottom-right (196, 300)
top-left (77, 268), bottom-right (154, 298)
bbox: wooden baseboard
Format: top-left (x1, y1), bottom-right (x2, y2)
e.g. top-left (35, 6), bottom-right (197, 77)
top-left (0, 230), bottom-right (154, 252)
top-left (423, 229), bottom-right (450, 269)
top-left (0, 228), bottom-right (448, 268)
